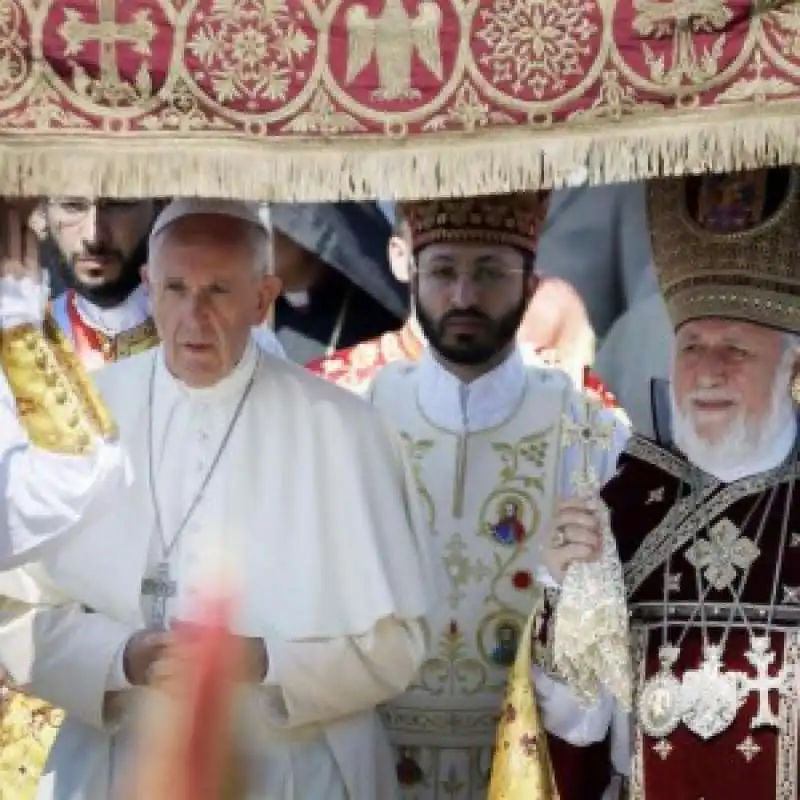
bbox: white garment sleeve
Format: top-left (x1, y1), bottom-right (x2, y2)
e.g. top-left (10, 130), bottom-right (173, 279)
top-left (0, 406), bottom-right (126, 569)
top-left (255, 616), bottom-right (426, 729)
top-left (533, 666), bottom-right (616, 745)
top-left (0, 595), bottom-right (136, 729)
top-left (0, 277), bottom-right (127, 569)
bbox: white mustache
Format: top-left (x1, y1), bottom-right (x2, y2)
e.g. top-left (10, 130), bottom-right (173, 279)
top-left (685, 389), bottom-right (741, 405)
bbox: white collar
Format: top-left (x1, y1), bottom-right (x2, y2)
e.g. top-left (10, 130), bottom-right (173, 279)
top-left (416, 347), bottom-right (527, 433)
top-left (72, 284), bottom-right (151, 336)
top-left (155, 338), bottom-right (260, 407)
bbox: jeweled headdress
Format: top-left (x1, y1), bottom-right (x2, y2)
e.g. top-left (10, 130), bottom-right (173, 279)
top-left (399, 193), bottom-right (550, 256)
top-left (648, 167), bottom-right (800, 335)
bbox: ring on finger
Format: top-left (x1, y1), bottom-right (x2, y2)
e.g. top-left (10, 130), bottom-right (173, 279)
top-left (552, 526), bottom-right (568, 547)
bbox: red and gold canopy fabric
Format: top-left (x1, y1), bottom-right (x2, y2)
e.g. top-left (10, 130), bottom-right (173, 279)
top-left (1, 0), bottom-right (800, 200)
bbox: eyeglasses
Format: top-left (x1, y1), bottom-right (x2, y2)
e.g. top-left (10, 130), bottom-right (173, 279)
top-left (415, 265), bottom-right (525, 290)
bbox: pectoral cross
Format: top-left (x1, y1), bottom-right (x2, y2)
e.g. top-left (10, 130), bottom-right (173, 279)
top-left (745, 636), bottom-right (783, 729)
top-left (561, 396), bottom-right (614, 498)
top-left (141, 561), bottom-right (177, 631)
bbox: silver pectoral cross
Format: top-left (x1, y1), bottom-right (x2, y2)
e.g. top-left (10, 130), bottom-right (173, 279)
top-left (141, 561), bottom-right (177, 631)
top-left (745, 636), bottom-right (783, 729)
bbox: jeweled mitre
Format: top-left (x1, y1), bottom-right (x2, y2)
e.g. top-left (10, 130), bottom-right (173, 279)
top-left (648, 167), bottom-right (800, 335)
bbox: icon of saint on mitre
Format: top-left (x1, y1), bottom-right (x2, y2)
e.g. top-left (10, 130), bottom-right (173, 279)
top-left (491, 497), bottom-right (527, 546)
top-left (694, 170), bottom-right (772, 233)
top-left (491, 620), bottom-right (520, 667)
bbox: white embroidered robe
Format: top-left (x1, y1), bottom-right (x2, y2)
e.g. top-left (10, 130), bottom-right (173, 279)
top-left (0, 341), bottom-right (437, 800)
top-left (368, 349), bottom-right (629, 799)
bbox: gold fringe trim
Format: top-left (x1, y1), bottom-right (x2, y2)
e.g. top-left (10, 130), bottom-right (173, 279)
top-left (2, 108), bottom-right (800, 200)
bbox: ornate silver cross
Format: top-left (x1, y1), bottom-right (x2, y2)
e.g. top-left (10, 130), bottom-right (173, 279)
top-left (141, 561), bottom-right (177, 631)
top-left (560, 397), bottom-right (614, 497)
top-left (744, 636), bottom-right (783, 729)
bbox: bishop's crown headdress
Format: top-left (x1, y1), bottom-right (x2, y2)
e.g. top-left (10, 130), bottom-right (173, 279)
top-left (648, 167), bottom-right (800, 335)
top-left (399, 192), bottom-right (550, 256)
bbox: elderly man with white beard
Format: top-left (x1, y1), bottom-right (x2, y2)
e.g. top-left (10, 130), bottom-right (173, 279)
top-left (534, 167), bottom-right (800, 800)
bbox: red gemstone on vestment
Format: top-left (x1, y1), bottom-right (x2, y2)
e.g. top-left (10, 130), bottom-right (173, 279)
top-left (512, 570), bottom-right (533, 589)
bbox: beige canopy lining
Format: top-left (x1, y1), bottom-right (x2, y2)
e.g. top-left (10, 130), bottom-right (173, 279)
top-left (3, 105), bottom-right (800, 200)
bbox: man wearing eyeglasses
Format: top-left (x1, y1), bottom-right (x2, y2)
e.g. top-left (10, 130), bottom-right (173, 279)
top-left (363, 194), bottom-right (630, 799)
top-left (307, 209), bottom-right (621, 411)
top-left (37, 198), bottom-right (161, 371)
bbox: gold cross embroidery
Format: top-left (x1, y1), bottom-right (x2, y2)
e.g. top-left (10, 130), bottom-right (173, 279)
top-left (59, 0), bottom-right (156, 104)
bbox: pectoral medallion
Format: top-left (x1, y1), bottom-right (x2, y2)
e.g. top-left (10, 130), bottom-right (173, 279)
top-left (639, 645), bottom-right (683, 739)
top-left (680, 645), bottom-right (744, 740)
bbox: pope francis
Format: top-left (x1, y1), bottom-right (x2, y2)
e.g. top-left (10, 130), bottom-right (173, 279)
top-left (0, 199), bottom-right (437, 800)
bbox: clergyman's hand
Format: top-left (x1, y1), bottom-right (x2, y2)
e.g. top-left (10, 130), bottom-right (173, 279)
top-left (541, 498), bottom-right (603, 585)
top-left (164, 621), bottom-right (267, 684)
top-left (0, 199), bottom-right (43, 281)
top-left (123, 630), bottom-right (172, 686)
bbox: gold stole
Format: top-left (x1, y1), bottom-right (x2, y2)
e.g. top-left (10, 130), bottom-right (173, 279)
top-left (0, 314), bottom-right (116, 453)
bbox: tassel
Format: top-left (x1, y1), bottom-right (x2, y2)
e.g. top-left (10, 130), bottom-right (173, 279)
top-left (487, 602), bottom-right (560, 800)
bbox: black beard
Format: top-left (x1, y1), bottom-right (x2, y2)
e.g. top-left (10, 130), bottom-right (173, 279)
top-left (414, 279), bottom-right (530, 366)
top-left (40, 236), bottom-right (147, 309)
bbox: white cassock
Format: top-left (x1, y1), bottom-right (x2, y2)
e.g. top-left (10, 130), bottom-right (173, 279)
top-left (366, 349), bottom-right (629, 799)
top-left (0, 277), bottom-right (125, 568)
top-left (0, 340), bottom-right (437, 800)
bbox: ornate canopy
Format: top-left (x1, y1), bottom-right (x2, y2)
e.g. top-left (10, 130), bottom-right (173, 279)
top-left (2, 0), bottom-right (800, 200)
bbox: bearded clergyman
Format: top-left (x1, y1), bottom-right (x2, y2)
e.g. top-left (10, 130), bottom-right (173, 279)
top-left (536, 166), bottom-right (800, 800)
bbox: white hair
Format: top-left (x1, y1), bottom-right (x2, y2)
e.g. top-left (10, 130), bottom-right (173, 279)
top-left (782, 332), bottom-right (800, 358)
top-left (148, 218), bottom-right (273, 277)
top-left (671, 336), bottom-right (797, 476)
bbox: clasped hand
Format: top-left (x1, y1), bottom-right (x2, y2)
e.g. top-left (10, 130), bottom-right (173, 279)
top-left (123, 625), bottom-right (268, 688)
top-left (541, 497), bottom-right (605, 584)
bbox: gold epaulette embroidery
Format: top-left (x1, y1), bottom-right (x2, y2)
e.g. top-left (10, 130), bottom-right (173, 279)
top-left (42, 316), bottom-right (117, 439)
top-left (0, 316), bottom-right (117, 454)
top-left (105, 317), bottom-right (159, 361)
